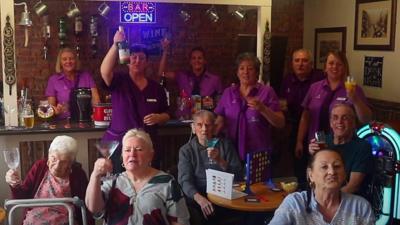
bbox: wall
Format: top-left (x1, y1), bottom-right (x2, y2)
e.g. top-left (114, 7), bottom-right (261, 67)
top-left (272, 0), bottom-right (304, 75)
top-left (304, 0), bottom-right (400, 103)
top-left (12, 1), bottom-right (257, 107)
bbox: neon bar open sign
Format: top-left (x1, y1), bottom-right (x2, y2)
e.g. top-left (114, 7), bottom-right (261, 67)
top-left (120, 2), bottom-right (156, 23)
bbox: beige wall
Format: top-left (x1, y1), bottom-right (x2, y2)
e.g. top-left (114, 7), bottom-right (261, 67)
top-left (304, 0), bottom-right (400, 103)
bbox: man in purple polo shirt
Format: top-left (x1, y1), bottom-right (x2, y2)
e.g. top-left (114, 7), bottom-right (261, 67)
top-left (279, 49), bottom-right (324, 186)
top-left (159, 41), bottom-right (223, 110)
top-left (100, 29), bottom-right (170, 172)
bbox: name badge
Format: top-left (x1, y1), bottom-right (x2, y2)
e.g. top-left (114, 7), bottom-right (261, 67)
top-left (336, 97), bottom-right (347, 101)
top-left (146, 98), bottom-right (157, 103)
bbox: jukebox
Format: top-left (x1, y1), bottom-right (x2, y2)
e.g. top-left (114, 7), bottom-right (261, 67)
top-left (357, 122), bottom-right (400, 225)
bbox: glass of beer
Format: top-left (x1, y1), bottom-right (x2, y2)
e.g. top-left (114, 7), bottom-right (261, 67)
top-left (315, 131), bottom-right (327, 149)
top-left (345, 76), bottom-right (356, 92)
top-left (22, 107), bottom-right (34, 129)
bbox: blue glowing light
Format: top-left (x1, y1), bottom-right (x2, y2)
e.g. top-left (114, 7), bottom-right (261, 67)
top-left (357, 123), bottom-right (400, 221)
top-left (120, 2), bottom-right (156, 23)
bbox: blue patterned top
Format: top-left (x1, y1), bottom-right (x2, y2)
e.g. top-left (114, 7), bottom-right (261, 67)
top-left (269, 191), bottom-right (375, 225)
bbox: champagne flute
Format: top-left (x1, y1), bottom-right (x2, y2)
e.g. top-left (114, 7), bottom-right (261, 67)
top-left (206, 138), bottom-right (219, 166)
top-left (95, 140), bottom-right (119, 181)
top-left (3, 147), bottom-right (20, 170)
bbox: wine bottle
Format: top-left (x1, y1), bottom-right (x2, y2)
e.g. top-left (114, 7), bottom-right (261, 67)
top-left (117, 26), bottom-right (130, 64)
top-left (160, 72), bottom-right (170, 106)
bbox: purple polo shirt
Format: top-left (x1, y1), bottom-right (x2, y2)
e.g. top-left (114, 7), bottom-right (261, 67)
top-left (215, 83), bottom-right (281, 159)
top-left (280, 69), bottom-right (325, 124)
top-left (302, 79), bottom-right (369, 141)
top-left (102, 73), bottom-right (168, 143)
top-left (175, 70), bottom-right (223, 97)
top-left (45, 71), bottom-right (96, 119)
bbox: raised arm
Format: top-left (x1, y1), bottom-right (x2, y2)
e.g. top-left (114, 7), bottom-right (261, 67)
top-left (85, 159), bottom-right (111, 214)
top-left (158, 38), bottom-right (176, 80)
top-left (347, 86), bottom-right (372, 123)
top-left (100, 29), bottom-right (125, 86)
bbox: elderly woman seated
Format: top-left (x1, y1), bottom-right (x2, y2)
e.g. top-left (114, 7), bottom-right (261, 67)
top-left (5, 135), bottom-right (93, 225)
top-left (178, 110), bottom-right (243, 225)
top-left (86, 129), bottom-right (190, 225)
top-left (269, 149), bottom-right (375, 225)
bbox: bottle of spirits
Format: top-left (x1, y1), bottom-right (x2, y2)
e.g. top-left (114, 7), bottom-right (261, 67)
top-left (58, 17), bottom-right (67, 48)
top-left (18, 90), bottom-right (25, 127)
top-left (117, 26), bottom-right (130, 64)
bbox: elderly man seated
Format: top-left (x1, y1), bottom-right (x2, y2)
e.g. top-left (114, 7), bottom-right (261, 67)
top-left (5, 135), bottom-right (93, 225)
top-left (178, 110), bottom-right (243, 225)
top-left (309, 103), bottom-right (373, 194)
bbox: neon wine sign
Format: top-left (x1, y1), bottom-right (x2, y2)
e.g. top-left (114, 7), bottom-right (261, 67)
top-left (120, 2), bottom-right (156, 23)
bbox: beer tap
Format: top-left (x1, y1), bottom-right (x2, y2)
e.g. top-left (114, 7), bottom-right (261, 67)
top-left (42, 15), bottom-right (50, 60)
top-left (89, 15), bottom-right (98, 58)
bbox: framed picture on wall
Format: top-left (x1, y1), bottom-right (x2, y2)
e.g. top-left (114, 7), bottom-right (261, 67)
top-left (314, 27), bottom-right (347, 70)
top-left (354, 0), bottom-right (397, 50)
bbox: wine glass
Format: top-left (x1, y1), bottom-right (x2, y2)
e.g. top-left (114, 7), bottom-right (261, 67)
top-left (95, 140), bottom-right (119, 181)
top-left (206, 138), bottom-right (219, 165)
top-left (3, 147), bottom-right (20, 170)
top-left (37, 100), bottom-right (55, 128)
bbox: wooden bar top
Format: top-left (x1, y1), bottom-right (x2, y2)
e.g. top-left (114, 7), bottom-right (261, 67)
top-left (207, 183), bottom-right (285, 212)
top-left (0, 120), bottom-right (190, 136)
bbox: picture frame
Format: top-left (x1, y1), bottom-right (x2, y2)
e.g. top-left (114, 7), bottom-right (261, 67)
top-left (314, 27), bottom-right (347, 70)
top-left (354, 0), bottom-right (397, 50)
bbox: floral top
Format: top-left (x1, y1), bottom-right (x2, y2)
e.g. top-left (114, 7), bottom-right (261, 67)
top-left (101, 171), bottom-right (190, 225)
top-left (23, 171), bottom-right (74, 225)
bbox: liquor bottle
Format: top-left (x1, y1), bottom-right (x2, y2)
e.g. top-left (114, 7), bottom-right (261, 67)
top-left (74, 16), bottom-right (83, 36)
top-left (117, 26), bottom-right (130, 64)
top-left (160, 72), bottom-right (170, 106)
top-left (74, 16), bottom-right (83, 58)
top-left (58, 17), bottom-right (67, 47)
top-left (90, 15), bottom-right (98, 57)
top-left (18, 90), bottom-right (25, 127)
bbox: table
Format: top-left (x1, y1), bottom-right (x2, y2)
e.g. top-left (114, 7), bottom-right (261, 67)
top-left (207, 183), bottom-right (285, 212)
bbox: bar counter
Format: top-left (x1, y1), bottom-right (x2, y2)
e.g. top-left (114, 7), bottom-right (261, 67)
top-left (0, 120), bottom-right (191, 206)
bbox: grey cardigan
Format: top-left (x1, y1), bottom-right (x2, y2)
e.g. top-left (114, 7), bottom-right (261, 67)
top-left (178, 137), bottom-right (243, 199)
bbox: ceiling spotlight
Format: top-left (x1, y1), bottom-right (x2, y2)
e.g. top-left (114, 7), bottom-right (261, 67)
top-left (233, 7), bottom-right (246, 20)
top-left (14, 2), bottom-right (32, 26)
top-left (206, 5), bottom-right (219, 23)
top-left (179, 9), bottom-right (191, 22)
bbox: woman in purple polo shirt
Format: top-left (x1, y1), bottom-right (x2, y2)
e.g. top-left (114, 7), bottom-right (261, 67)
top-left (214, 52), bottom-right (285, 160)
top-left (159, 41), bottom-right (223, 105)
top-left (100, 29), bottom-right (170, 172)
top-left (295, 51), bottom-right (372, 159)
top-left (46, 48), bottom-right (100, 120)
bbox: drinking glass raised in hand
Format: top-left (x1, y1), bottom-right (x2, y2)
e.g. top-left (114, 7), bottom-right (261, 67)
top-left (315, 131), bottom-right (327, 149)
top-left (3, 148), bottom-right (20, 170)
top-left (95, 140), bottom-right (119, 181)
top-left (206, 138), bottom-right (219, 165)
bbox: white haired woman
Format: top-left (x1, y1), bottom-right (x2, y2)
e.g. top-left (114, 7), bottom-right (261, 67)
top-left (86, 129), bottom-right (190, 225)
top-left (5, 135), bottom-right (93, 225)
